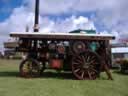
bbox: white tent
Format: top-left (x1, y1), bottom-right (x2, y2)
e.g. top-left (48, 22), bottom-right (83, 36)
top-left (112, 47), bottom-right (128, 53)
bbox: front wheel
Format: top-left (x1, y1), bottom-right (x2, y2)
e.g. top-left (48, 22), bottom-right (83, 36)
top-left (72, 51), bottom-right (101, 80)
top-left (19, 58), bottom-right (40, 78)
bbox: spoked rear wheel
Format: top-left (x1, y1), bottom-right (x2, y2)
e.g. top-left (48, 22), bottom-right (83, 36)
top-left (72, 51), bottom-right (101, 80)
top-left (20, 58), bottom-right (40, 78)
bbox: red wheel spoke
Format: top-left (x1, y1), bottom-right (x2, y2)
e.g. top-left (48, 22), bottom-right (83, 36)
top-left (72, 62), bottom-right (80, 65)
top-left (90, 56), bottom-right (95, 61)
top-left (91, 68), bottom-right (98, 73)
top-left (87, 55), bottom-right (91, 62)
top-left (74, 68), bottom-right (81, 73)
top-left (82, 55), bottom-right (86, 64)
top-left (89, 67), bottom-right (98, 73)
top-left (74, 59), bottom-right (83, 64)
top-left (87, 71), bottom-right (92, 80)
top-left (81, 71), bottom-right (85, 79)
top-left (77, 56), bottom-right (83, 61)
top-left (89, 59), bottom-right (96, 65)
top-left (73, 65), bottom-right (81, 69)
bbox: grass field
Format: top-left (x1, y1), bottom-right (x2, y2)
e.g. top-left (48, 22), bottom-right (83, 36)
top-left (0, 59), bottom-right (128, 96)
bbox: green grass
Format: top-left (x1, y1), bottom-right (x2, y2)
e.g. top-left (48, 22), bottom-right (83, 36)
top-left (0, 59), bottom-right (128, 96)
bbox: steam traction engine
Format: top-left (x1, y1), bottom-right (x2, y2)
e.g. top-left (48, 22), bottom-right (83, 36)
top-left (9, 0), bottom-right (115, 80)
top-left (10, 31), bottom-right (115, 80)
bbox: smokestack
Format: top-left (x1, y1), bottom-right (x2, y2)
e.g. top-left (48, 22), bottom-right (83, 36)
top-left (34, 0), bottom-right (39, 32)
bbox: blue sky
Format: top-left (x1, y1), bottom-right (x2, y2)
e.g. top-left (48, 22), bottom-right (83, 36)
top-left (0, 0), bottom-right (22, 22)
top-left (0, 0), bottom-right (128, 51)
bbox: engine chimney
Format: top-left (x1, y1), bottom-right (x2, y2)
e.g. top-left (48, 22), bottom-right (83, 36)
top-left (34, 0), bottom-right (39, 32)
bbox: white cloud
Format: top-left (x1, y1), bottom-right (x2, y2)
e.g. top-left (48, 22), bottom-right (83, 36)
top-left (23, 0), bottom-right (117, 14)
top-left (39, 16), bottom-right (95, 33)
top-left (23, 0), bottom-right (128, 32)
top-left (1, 0), bottom-right (128, 34)
top-left (1, 5), bottom-right (95, 32)
top-left (0, 5), bottom-right (95, 34)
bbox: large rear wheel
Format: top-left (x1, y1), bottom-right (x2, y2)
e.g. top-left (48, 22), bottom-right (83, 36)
top-left (72, 51), bottom-right (101, 80)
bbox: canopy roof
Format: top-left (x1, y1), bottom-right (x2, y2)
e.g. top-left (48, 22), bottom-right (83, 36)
top-left (10, 32), bottom-right (115, 41)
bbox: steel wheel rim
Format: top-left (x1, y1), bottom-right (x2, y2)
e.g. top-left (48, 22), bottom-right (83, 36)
top-left (72, 51), bottom-right (100, 80)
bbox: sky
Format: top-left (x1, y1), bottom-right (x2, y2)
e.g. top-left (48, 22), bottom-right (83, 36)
top-left (0, 0), bottom-right (128, 51)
